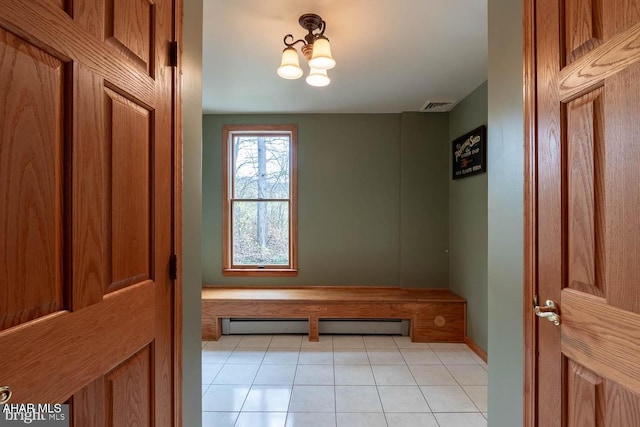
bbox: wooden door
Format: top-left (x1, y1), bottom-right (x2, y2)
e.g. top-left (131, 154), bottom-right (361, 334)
top-left (0, 0), bottom-right (177, 425)
top-left (534, 0), bottom-right (640, 425)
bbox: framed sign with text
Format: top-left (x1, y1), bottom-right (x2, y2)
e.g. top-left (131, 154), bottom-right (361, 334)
top-left (452, 125), bottom-right (486, 179)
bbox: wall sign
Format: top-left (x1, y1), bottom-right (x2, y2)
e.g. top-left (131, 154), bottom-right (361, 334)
top-left (452, 125), bottom-right (486, 179)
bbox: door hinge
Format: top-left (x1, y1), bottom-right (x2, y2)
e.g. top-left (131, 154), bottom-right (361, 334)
top-left (169, 254), bottom-right (178, 280)
top-left (169, 41), bottom-right (178, 67)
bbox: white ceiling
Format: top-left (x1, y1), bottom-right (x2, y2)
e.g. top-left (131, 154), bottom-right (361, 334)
top-left (202, 0), bottom-right (487, 114)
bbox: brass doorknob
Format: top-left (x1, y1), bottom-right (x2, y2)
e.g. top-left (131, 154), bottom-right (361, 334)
top-left (0, 386), bottom-right (11, 404)
top-left (535, 299), bottom-right (560, 326)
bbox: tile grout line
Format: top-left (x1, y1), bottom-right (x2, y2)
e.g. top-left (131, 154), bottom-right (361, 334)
top-left (202, 335), bottom-right (487, 426)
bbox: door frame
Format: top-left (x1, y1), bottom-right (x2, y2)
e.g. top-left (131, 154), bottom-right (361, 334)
top-left (523, 0), bottom-right (537, 425)
top-left (173, 0), bottom-right (184, 424)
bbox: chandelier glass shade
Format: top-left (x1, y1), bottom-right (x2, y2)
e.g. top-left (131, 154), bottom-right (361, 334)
top-left (277, 13), bottom-right (335, 86)
top-left (306, 68), bottom-right (330, 87)
top-left (277, 47), bottom-right (304, 79)
top-left (308, 36), bottom-right (335, 70)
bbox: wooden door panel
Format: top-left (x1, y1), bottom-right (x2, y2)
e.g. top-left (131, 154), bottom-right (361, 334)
top-left (605, 382), bottom-right (640, 425)
top-left (74, 0), bottom-right (105, 39)
top-left (567, 361), bottom-right (604, 427)
top-left (565, 0), bottom-right (603, 63)
top-left (72, 64), bottom-right (108, 310)
top-left (73, 377), bottom-right (106, 427)
top-left (105, 0), bottom-right (154, 74)
top-left (603, 62), bottom-right (640, 312)
top-left (0, 27), bottom-right (65, 330)
top-left (107, 345), bottom-right (152, 427)
top-left (604, 1), bottom-right (640, 37)
top-left (565, 88), bottom-right (604, 297)
top-left (108, 88), bottom-right (152, 292)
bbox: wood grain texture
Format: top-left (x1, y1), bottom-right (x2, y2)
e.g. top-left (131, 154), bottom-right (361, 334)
top-left (562, 288), bottom-right (640, 393)
top-left (0, 0), bottom-right (155, 107)
top-left (50, 0), bottom-right (66, 12)
top-left (568, 361), bottom-right (604, 427)
top-left (150, 0), bottom-right (175, 421)
top-left (105, 0), bottom-right (154, 74)
top-left (566, 89), bottom-right (603, 296)
top-left (603, 62), bottom-right (640, 314)
top-left (202, 316), bottom-right (222, 341)
top-left (0, 280), bottom-right (154, 403)
top-left (603, 0), bottom-right (640, 37)
top-left (107, 87), bottom-right (152, 292)
top-left (107, 345), bottom-right (152, 427)
top-left (412, 303), bottom-right (465, 342)
top-left (73, 377), bottom-right (106, 427)
top-left (201, 287), bottom-right (466, 343)
top-left (309, 315), bottom-right (319, 342)
top-left (73, 0), bottom-right (106, 40)
top-left (565, 0), bottom-right (603, 63)
top-left (202, 301), bottom-right (416, 319)
top-left (536, 0), bottom-right (566, 424)
top-left (71, 64), bottom-right (107, 310)
top-left (202, 286), bottom-right (466, 302)
top-left (0, 27), bottom-right (65, 330)
top-left (605, 381), bottom-right (640, 426)
top-left (560, 22), bottom-right (640, 101)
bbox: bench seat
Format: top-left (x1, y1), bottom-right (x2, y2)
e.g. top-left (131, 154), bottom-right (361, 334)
top-left (202, 286), bottom-right (466, 342)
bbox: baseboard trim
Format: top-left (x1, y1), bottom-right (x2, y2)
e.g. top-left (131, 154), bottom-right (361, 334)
top-left (464, 336), bottom-right (488, 363)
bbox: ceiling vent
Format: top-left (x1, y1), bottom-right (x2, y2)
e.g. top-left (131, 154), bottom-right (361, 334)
top-left (420, 99), bottom-right (458, 113)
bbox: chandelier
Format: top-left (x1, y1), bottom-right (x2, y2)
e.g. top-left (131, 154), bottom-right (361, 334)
top-left (277, 13), bottom-right (336, 87)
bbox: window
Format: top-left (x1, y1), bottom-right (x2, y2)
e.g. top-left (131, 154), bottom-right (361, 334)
top-left (222, 125), bottom-right (298, 276)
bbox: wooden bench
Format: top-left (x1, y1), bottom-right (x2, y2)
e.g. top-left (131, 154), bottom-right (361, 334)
top-left (202, 286), bottom-right (466, 342)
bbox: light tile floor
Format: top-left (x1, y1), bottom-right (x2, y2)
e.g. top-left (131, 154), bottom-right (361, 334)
top-left (202, 335), bottom-right (488, 427)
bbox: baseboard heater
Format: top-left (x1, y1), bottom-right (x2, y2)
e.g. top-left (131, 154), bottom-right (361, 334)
top-left (221, 318), bottom-right (410, 336)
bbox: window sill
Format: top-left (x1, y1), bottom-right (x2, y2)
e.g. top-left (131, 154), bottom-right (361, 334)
top-left (222, 269), bottom-right (298, 277)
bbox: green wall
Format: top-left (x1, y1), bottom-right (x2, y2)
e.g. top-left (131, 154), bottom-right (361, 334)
top-left (448, 82), bottom-right (488, 351)
top-left (401, 113), bottom-right (450, 286)
top-left (202, 113), bottom-right (449, 287)
top-left (488, 0), bottom-right (524, 424)
top-left (182, 0), bottom-right (203, 424)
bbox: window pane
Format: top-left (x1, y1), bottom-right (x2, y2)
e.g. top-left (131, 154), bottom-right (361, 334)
top-left (232, 201), bottom-right (289, 265)
top-left (233, 135), bottom-right (290, 199)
